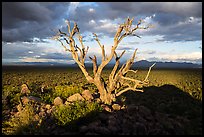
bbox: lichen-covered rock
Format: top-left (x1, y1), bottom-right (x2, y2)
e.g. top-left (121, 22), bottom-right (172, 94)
top-left (54, 97), bottom-right (63, 106)
top-left (67, 93), bottom-right (85, 102)
top-left (21, 84), bottom-right (30, 95)
top-left (82, 90), bottom-right (93, 101)
top-left (112, 103), bottom-right (121, 111)
top-left (45, 104), bottom-right (51, 110)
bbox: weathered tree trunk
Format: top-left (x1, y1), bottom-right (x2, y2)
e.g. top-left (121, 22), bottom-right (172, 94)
top-left (52, 17), bottom-right (155, 105)
top-left (93, 76), bottom-right (113, 105)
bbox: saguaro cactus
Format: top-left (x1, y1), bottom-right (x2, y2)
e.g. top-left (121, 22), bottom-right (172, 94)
top-left (52, 17), bottom-right (155, 105)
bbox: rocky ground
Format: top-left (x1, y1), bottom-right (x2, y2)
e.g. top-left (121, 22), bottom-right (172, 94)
top-left (2, 84), bottom-right (199, 135)
top-left (3, 96), bottom-right (191, 135)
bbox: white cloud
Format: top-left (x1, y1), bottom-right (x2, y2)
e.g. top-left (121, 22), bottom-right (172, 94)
top-left (28, 51), bottom-right (33, 54)
top-left (148, 52), bottom-right (202, 64)
top-left (162, 52), bottom-right (202, 61)
top-left (20, 57), bottom-right (55, 62)
top-left (96, 19), bottom-right (118, 33)
top-left (89, 19), bottom-right (96, 25)
top-left (19, 57), bottom-right (73, 64)
top-left (89, 8), bottom-right (95, 12)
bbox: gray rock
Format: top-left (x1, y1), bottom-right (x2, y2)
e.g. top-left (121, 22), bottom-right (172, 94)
top-left (54, 97), bottom-right (63, 106)
top-left (94, 127), bottom-right (111, 135)
top-left (112, 103), bottom-right (121, 111)
top-left (45, 104), bottom-right (51, 110)
top-left (79, 126), bottom-right (89, 133)
top-left (21, 84), bottom-right (30, 95)
top-left (82, 90), bottom-right (94, 101)
top-left (28, 96), bottom-right (42, 103)
top-left (67, 93), bottom-right (85, 102)
top-left (138, 105), bottom-right (151, 118)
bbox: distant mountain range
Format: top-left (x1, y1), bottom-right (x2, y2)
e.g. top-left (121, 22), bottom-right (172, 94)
top-left (132, 60), bottom-right (202, 69)
top-left (3, 60), bottom-right (202, 69)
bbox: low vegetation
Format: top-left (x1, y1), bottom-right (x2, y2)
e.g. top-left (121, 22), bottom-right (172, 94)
top-left (2, 66), bottom-right (202, 135)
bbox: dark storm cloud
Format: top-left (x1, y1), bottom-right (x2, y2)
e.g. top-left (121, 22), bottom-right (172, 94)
top-left (70, 2), bottom-right (202, 42)
top-left (2, 2), bottom-right (202, 43)
top-left (2, 2), bottom-right (70, 42)
top-left (2, 2), bottom-right (52, 29)
top-left (105, 2), bottom-right (202, 19)
top-left (149, 17), bottom-right (202, 42)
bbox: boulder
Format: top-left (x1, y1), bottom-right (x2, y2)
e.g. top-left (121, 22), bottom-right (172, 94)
top-left (82, 90), bottom-right (94, 101)
top-left (94, 127), bottom-right (111, 135)
top-left (28, 96), bottom-right (42, 103)
top-left (138, 105), bottom-right (151, 117)
top-left (21, 84), bottom-right (30, 95)
top-left (54, 97), bottom-right (63, 106)
top-left (46, 109), bottom-right (52, 114)
top-left (64, 101), bottom-right (71, 105)
top-left (101, 104), bottom-right (112, 112)
top-left (45, 104), bottom-right (51, 110)
top-left (112, 103), bottom-right (121, 111)
top-left (21, 96), bottom-right (30, 105)
top-left (67, 93), bottom-right (85, 102)
top-left (39, 111), bottom-right (46, 117)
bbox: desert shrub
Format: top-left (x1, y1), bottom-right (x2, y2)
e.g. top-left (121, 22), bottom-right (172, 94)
top-left (40, 93), bottom-right (53, 104)
top-left (2, 104), bottom-right (40, 135)
top-left (9, 93), bottom-right (22, 107)
top-left (53, 85), bottom-right (82, 100)
top-left (3, 85), bottom-right (21, 107)
top-left (53, 101), bottom-right (103, 126)
top-left (3, 85), bottom-right (20, 97)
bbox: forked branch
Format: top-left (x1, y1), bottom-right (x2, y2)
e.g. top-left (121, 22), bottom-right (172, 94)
top-left (52, 17), bottom-right (155, 105)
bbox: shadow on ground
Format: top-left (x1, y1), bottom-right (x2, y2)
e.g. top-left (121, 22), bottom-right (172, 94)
top-left (118, 84), bottom-right (202, 135)
top-left (122, 84), bottom-right (202, 117)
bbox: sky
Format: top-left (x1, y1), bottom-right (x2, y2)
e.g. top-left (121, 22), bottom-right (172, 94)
top-left (2, 2), bottom-right (202, 65)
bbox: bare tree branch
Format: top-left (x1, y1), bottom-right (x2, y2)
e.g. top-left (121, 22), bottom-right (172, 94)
top-left (144, 63), bottom-right (156, 82)
top-left (89, 55), bottom-right (98, 76)
top-left (53, 17), bottom-right (155, 105)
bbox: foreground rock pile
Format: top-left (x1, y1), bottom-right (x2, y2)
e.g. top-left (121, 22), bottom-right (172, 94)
top-left (3, 84), bottom-right (191, 135)
top-left (14, 94), bottom-right (189, 135)
top-left (79, 105), bottom-right (188, 135)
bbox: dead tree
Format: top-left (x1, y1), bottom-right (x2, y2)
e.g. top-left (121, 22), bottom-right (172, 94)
top-left (52, 17), bottom-right (155, 105)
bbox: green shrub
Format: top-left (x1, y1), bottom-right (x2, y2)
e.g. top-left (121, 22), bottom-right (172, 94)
top-left (53, 85), bottom-right (82, 100)
top-left (2, 104), bottom-right (40, 135)
top-left (3, 85), bottom-right (21, 107)
top-left (41, 93), bottom-right (53, 104)
top-left (53, 101), bottom-right (102, 126)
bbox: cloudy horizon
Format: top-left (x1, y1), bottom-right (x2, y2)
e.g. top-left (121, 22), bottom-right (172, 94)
top-left (2, 2), bottom-right (202, 65)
